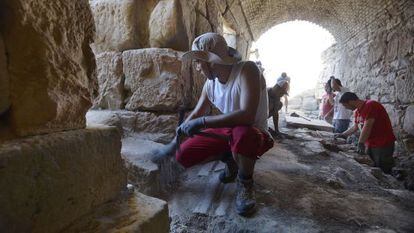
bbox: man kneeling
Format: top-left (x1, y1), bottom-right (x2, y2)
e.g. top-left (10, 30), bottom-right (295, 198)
top-left (176, 33), bottom-right (273, 216)
top-left (336, 92), bottom-right (396, 174)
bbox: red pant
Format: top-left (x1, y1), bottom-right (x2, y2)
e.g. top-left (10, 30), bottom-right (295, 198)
top-left (175, 126), bottom-right (274, 168)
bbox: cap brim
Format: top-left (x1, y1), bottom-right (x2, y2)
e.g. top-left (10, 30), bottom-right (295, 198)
top-left (182, 50), bottom-right (238, 65)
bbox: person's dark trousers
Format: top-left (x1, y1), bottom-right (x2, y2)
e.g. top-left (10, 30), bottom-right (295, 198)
top-left (367, 143), bottom-right (395, 174)
top-left (333, 119), bottom-right (350, 133)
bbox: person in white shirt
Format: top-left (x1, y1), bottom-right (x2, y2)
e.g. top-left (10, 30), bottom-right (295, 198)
top-left (330, 76), bottom-right (353, 133)
top-left (174, 33), bottom-right (274, 216)
top-left (277, 72), bottom-right (290, 112)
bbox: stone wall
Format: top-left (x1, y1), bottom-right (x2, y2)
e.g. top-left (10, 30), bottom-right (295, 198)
top-left (0, 0), bottom-right (97, 138)
top-left (0, 126), bottom-right (126, 233)
top-left (0, 1), bottom-right (136, 232)
top-left (89, 0), bottom-right (253, 139)
top-left (319, 1), bottom-right (414, 154)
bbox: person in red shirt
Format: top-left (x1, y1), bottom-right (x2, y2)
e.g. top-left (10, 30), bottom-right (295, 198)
top-left (335, 92), bottom-right (396, 174)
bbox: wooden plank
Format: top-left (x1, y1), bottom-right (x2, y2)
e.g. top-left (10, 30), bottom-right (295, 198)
top-left (285, 116), bottom-right (334, 132)
top-left (192, 173), bottom-right (222, 215)
top-left (214, 162), bottom-right (226, 172)
top-left (197, 161), bottom-right (218, 177)
top-left (214, 183), bottom-right (237, 216)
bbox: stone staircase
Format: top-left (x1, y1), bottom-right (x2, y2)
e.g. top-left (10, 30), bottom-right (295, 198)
top-left (87, 110), bottom-right (184, 197)
top-left (0, 125), bottom-right (170, 232)
top-left (62, 188), bottom-right (169, 233)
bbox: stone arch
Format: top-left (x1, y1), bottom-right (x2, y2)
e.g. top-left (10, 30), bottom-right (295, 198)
top-left (239, 0), bottom-right (400, 43)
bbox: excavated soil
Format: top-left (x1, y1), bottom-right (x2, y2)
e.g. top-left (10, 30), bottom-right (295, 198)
top-left (167, 128), bottom-right (414, 233)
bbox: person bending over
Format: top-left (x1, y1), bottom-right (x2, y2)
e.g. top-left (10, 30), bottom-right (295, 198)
top-left (336, 92), bottom-right (396, 174)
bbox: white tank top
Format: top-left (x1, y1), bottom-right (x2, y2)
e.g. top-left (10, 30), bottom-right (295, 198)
top-left (204, 62), bottom-right (269, 134)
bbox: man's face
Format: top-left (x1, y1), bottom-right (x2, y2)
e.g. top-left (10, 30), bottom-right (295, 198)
top-left (342, 102), bottom-right (356, 110)
top-left (195, 60), bottom-right (214, 80)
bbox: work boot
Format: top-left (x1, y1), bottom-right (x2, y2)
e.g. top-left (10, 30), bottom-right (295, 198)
top-left (235, 177), bottom-right (256, 216)
top-left (219, 152), bottom-right (238, 183)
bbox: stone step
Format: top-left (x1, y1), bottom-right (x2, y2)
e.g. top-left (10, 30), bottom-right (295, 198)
top-left (62, 189), bottom-right (169, 233)
top-left (0, 125), bottom-right (126, 233)
top-left (86, 110), bottom-right (178, 144)
top-left (121, 137), bottom-right (183, 197)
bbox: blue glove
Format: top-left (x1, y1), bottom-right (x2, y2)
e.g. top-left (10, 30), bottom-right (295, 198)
top-left (178, 117), bottom-right (206, 137)
top-left (357, 143), bottom-right (366, 155)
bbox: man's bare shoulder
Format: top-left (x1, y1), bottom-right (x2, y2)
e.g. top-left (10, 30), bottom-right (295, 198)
top-left (240, 61), bottom-right (260, 80)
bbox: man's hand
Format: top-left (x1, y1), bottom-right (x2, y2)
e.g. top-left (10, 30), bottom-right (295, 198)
top-left (357, 143), bottom-right (366, 155)
top-left (334, 133), bottom-right (346, 140)
top-left (178, 117), bottom-right (205, 137)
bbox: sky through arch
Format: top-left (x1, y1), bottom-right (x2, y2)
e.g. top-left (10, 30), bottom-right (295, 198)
top-left (250, 20), bottom-right (335, 97)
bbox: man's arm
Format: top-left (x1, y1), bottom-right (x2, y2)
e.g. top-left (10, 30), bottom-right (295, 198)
top-left (328, 94), bottom-right (334, 105)
top-left (204, 62), bottom-right (260, 128)
top-left (324, 108), bottom-right (333, 118)
top-left (340, 124), bottom-right (358, 137)
top-left (330, 77), bottom-right (341, 91)
top-left (283, 95), bottom-right (288, 112)
top-left (183, 84), bottom-right (211, 123)
top-left (358, 118), bottom-right (375, 144)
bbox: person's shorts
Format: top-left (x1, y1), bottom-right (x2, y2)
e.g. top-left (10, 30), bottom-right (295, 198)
top-left (367, 143), bottom-right (395, 174)
top-left (268, 100), bottom-right (283, 117)
top-left (333, 119), bottom-right (350, 133)
top-left (175, 126), bottom-right (274, 168)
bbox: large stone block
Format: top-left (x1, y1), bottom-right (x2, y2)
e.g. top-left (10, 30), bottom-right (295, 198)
top-left (395, 65), bottom-right (414, 104)
top-left (61, 191), bottom-right (170, 233)
top-left (89, 0), bottom-right (159, 53)
top-left (367, 30), bottom-right (386, 66)
top-left (89, 0), bottom-right (137, 53)
top-left (86, 110), bottom-right (179, 143)
top-left (149, 0), bottom-right (190, 51)
top-left (0, 35), bottom-right (9, 115)
top-left (0, 126), bottom-right (126, 233)
top-left (93, 52), bottom-right (125, 109)
top-left (404, 105), bottom-right (414, 136)
top-left (123, 48), bottom-right (186, 112)
top-left (1, 0), bottom-right (96, 137)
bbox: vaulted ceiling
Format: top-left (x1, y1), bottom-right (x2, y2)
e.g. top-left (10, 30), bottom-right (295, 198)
top-left (238, 0), bottom-right (407, 42)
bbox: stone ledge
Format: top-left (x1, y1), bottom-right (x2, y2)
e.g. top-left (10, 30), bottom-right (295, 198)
top-left (0, 126), bottom-right (126, 233)
top-left (122, 137), bottom-right (183, 197)
top-left (62, 190), bottom-right (169, 233)
top-left (86, 110), bottom-right (179, 143)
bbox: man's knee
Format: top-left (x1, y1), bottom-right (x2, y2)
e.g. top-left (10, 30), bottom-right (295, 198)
top-left (175, 150), bottom-right (193, 168)
top-left (231, 126), bottom-right (265, 159)
top-left (232, 126), bottom-right (261, 144)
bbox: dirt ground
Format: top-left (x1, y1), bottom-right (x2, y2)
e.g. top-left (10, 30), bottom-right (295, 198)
top-left (167, 128), bottom-right (414, 233)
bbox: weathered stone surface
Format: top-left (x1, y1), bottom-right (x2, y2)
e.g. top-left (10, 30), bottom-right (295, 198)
top-left (195, 13), bottom-right (213, 37)
top-left (0, 126), bottom-right (126, 233)
top-left (62, 190), bottom-right (170, 233)
top-left (1, 0), bottom-right (96, 136)
top-left (93, 52), bottom-right (125, 110)
top-left (86, 110), bottom-right (179, 143)
top-left (383, 104), bottom-right (399, 128)
top-left (395, 67), bottom-right (414, 104)
top-left (149, 0), bottom-right (189, 51)
top-left (90, 0), bottom-right (159, 51)
top-left (89, 0), bottom-right (140, 53)
top-left (302, 97), bottom-right (319, 111)
top-left (403, 105), bottom-right (414, 136)
top-left (0, 35), bottom-right (9, 115)
top-left (122, 137), bottom-right (183, 196)
top-left (123, 48), bottom-right (186, 112)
